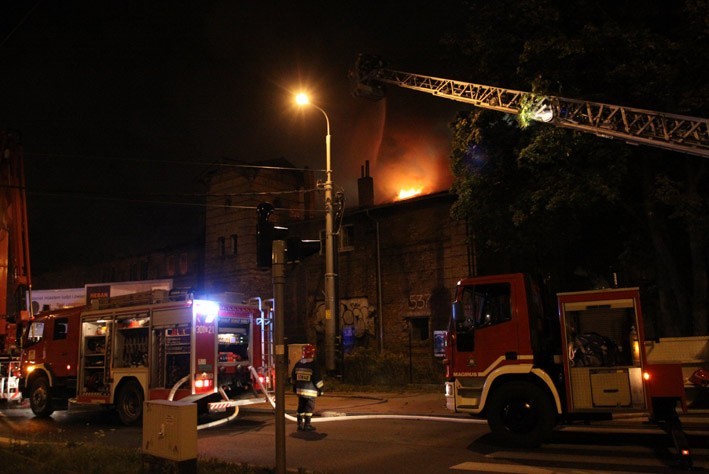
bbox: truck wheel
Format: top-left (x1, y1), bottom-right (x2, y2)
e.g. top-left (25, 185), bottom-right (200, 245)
top-left (116, 380), bottom-right (144, 425)
top-left (29, 376), bottom-right (54, 418)
top-left (487, 381), bottom-right (555, 448)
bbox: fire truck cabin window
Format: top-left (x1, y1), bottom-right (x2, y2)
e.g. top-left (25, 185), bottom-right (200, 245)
top-left (53, 318), bottom-right (69, 340)
top-left (26, 321), bottom-right (45, 344)
top-left (461, 283), bottom-right (512, 328)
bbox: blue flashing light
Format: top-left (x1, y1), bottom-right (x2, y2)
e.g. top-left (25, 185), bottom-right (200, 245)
top-left (194, 299), bottom-right (220, 323)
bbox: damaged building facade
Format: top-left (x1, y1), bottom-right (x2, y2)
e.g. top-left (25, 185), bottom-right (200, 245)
top-left (204, 159), bottom-right (471, 378)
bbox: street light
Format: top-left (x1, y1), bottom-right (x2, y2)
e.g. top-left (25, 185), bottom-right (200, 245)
top-left (296, 93), bottom-right (337, 373)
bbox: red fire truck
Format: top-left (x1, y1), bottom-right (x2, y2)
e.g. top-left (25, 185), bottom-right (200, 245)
top-left (444, 273), bottom-right (691, 466)
top-left (20, 290), bottom-right (273, 425)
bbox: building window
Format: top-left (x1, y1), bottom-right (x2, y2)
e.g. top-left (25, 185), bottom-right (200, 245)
top-left (408, 317), bottom-right (430, 342)
top-left (166, 255), bottom-right (176, 277)
top-left (179, 253), bottom-right (189, 275)
top-left (339, 224), bottom-right (354, 252)
top-left (217, 237), bottom-right (226, 258)
top-left (320, 225), bottom-right (354, 254)
top-left (230, 234), bottom-right (238, 256)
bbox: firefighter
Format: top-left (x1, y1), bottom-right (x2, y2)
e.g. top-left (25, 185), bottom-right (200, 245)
top-left (291, 343), bottom-right (323, 431)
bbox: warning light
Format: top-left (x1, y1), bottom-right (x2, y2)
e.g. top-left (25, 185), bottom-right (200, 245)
top-left (194, 299), bottom-right (220, 323)
top-left (195, 378), bottom-right (212, 389)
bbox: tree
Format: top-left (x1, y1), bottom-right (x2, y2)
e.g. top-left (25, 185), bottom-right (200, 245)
top-left (446, 0), bottom-right (709, 335)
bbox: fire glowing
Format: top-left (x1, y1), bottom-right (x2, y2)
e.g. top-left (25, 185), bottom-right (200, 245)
top-left (351, 101), bottom-right (453, 203)
top-left (397, 188), bottom-right (423, 200)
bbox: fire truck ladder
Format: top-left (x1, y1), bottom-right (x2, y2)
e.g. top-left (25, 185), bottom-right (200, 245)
top-left (351, 54), bottom-right (709, 159)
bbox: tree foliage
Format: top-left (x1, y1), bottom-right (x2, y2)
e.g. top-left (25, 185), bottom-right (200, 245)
top-left (446, 0), bottom-right (709, 335)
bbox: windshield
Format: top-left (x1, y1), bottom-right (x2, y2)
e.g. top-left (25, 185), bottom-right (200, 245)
top-left (24, 321), bottom-right (45, 346)
top-left (460, 283), bottom-right (512, 328)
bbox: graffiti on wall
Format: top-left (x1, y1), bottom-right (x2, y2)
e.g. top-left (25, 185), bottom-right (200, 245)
top-left (313, 297), bottom-right (376, 352)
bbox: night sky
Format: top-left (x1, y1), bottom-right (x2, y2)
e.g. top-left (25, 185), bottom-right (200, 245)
top-left (0, 2), bottom-right (461, 275)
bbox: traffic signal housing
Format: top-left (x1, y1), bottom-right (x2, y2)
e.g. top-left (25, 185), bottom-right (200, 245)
top-left (256, 203), bottom-right (320, 267)
top-left (286, 238), bottom-right (321, 263)
top-left (256, 203), bottom-right (287, 268)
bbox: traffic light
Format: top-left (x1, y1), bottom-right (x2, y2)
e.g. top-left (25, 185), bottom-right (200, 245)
top-left (256, 203), bottom-right (287, 267)
top-left (257, 203), bottom-right (320, 267)
top-left (286, 238), bottom-right (321, 263)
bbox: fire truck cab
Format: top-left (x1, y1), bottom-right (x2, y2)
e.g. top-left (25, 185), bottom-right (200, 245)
top-left (20, 291), bottom-right (272, 425)
top-left (444, 273), bottom-right (691, 464)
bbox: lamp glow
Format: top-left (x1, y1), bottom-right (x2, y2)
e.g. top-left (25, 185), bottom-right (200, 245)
top-left (295, 93), bottom-right (310, 105)
top-left (194, 299), bottom-right (219, 323)
top-left (532, 103), bottom-right (554, 122)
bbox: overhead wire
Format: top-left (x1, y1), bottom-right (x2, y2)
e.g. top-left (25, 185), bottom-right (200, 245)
top-left (24, 152), bottom-right (327, 173)
top-left (1, 183), bottom-right (327, 212)
top-left (0, 1), bottom-right (41, 50)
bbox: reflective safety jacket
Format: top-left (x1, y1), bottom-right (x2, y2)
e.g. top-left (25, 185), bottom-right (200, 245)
top-left (291, 357), bottom-right (323, 398)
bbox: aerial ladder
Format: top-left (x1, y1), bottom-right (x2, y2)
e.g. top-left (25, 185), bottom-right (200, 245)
top-left (0, 130), bottom-right (32, 403)
top-left (350, 54), bottom-right (709, 158)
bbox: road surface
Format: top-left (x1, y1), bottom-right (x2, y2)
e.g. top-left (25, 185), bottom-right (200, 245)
top-left (1, 403), bottom-right (707, 473)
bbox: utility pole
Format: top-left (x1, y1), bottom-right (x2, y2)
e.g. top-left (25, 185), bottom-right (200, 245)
top-left (272, 239), bottom-right (286, 474)
top-left (295, 94), bottom-right (338, 373)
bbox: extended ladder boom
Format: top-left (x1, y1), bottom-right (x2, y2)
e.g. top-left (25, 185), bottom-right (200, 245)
top-left (351, 54), bottom-right (709, 158)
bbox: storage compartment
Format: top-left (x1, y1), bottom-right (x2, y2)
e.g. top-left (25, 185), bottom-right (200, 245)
top-left (80, 321), bottom-right (110, 394)
top-left (151, 324), bottom-right (191, 389)
top-left (113, 316), bottom-right (149, 368)
top-left (561, 294), bottom-right (640, 369)
top-left (590, 369), bottom-right (632, 407)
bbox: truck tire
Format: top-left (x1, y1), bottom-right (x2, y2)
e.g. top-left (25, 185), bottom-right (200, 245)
top-left (487, 381), bottom-right (556, 448)
top-left (116, 380), bottom-right (144, 426)
top-left (29, 376), bottom-right (54, 418)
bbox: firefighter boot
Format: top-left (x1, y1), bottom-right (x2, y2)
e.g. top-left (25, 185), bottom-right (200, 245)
top-left (303, 416), bottom-right (315, 431)
top-left (297, 415), bottom-right (304, 431)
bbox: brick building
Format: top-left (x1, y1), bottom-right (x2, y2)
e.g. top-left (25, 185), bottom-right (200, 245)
top-left (204, 159), bottom-right (472, 378)
top-left (202, 158), bottom-right (316, 300)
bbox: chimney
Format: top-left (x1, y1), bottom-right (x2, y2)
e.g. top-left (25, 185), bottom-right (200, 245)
top-left (358, 160), bottom-right (374, 207)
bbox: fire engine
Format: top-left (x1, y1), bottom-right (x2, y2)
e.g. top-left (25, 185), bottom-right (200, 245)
top-left (445, 274), bottom-right (690, 460)
top-left (20, 290), bottom-right (273, 425)
top-left (0, 130), bottom-right (32, 404)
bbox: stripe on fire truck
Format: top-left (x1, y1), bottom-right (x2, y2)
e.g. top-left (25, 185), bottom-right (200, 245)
top-left (453, 354), bottom-right (534, 377)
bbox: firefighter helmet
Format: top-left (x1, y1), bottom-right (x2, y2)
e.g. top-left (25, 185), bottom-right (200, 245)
top-left (302, 344), bottom-right (316, 359)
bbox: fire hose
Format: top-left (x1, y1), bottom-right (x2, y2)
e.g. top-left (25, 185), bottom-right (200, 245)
top-left (166, 374), bottom-right (242, 430)
top-left (169, 367), bottom-right (484, 429)
top-left (250, 367), bottom-right (484, 425)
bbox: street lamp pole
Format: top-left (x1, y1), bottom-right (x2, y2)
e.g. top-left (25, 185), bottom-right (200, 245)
top-left (297, 94), bottom-right (337, 373)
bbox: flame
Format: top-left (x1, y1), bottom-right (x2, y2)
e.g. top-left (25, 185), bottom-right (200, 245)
top-left (397, 188), bottom-right (423, 200)
top-left (352, 108), bottom-right (453, 203)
